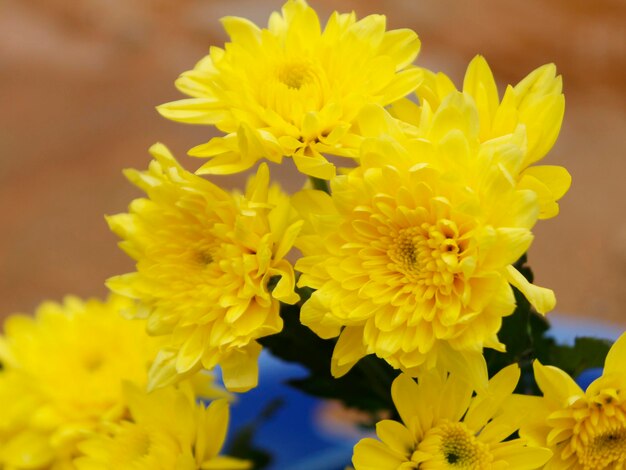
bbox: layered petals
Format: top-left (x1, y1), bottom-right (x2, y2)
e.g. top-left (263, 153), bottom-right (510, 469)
top-left (74, 384), bottom-right (249, 470)
top-left (158, 0), bottom-right (423, 178)
top-left (295, 108), bottom-right (555, 381)
top-left (353, 366), bottom-right (552, 469)
top-left (107, 143), bottom-right (302, 392)
top-left (392, 54), bottom-right (570, 220)
top-left (0, 295), bottom-right (163, 469)
top-left (520, 333), bottom-right (626, 469)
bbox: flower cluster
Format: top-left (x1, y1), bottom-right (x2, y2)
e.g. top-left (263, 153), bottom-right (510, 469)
top-left (75, 383), bottom-right (249, 470)
top-left (0, 296), bottom-right (242, 469)
top-left (4, 1), bottom-right (623, 469)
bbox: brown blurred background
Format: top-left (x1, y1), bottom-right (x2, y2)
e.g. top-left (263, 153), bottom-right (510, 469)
top-left (1, 0), bottom-right (625, 327)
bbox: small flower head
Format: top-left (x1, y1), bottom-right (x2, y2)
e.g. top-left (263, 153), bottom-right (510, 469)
top-left (107, 143), bottom-right (302, 392)
top-left (75, 383), bottom-right (249, 470)
top-left (157, 0), bottom-right (422, 179)
top-left (391, 54), bottom-right (570, 219)
top-left (520, 332), bottom-right (626, 469)
top-left (0, 295), bottom-right (160, 468)
top-left (352, 365), bottom-right (552, 469)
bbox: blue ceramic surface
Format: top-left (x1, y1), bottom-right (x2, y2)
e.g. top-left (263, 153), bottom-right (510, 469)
top-left (226, 313), bottom-right (623, 469)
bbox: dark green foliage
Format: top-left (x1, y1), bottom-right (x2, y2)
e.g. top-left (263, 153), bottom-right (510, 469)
top-left (309, 177), bottom-right (330, 194)
top-left (485, 254), bottom-right (613, 394)
top-left (548, 337), bottom-right (612, 379)
top-left (484, 255), bottom-right (550, 392)
top-left (259, 300), bottom-right (399, 419)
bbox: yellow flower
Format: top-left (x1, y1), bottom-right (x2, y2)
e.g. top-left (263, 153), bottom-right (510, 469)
top-left (74, 383), bottom-right (249, 470)
top-left (157, 0), bottom-right (422, 179)
top-left (352, 365), bottom-right (552, 469)
top-left (0, 295), bottom-right (160, 469)
top-left (391, 55), bottom-right (570, 219)
top-left (519, 333), bottom-right (626, 469)
top-left (294, 104), bottom-right (556, 382)
top-left (107, 143), bottom-right (302, 392)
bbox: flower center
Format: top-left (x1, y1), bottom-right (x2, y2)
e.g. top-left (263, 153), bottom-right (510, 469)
top-left (388, 220), bottom-right (461, 289)
top-left (416, 421), bottom-right (492, 469)
top-left (119, 426), bottom-right (152, 462)
top-left (83, 354), bottom-right (104, 372)
top-left (440, 422), bottom-right (491, 469)
top-left (580, 428), bottom-right (626, 469)
top-left (278, 61), bottom-right (315, 89)
top-left (191, 237), bottom-right (217, 267)
top-left (550, 390), bottom-right (626, 469)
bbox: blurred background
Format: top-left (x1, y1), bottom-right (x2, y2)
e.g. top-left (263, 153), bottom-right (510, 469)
top-left (1, 0), bottom-right (625, 329)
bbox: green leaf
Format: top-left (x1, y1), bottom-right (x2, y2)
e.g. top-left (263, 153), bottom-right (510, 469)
top-left (309, 176), bottom-right (330, 194)
top-left (548, 337), bottom-right (612, 379)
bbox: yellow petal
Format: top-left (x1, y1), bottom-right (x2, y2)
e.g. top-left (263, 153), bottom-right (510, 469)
top-left (376, 420), bottom-right (416, 455)
top-left (380, 29), bottom-right (421, 70)
top-left (463, 55), bottom-right (499, 140)
top-left (157, 98), bottom-right (227, 125)
top-left (465, 364), bottom-right (520, 431)
top-left (220, 16), bottom-right (261, 45)
top-left (176, 327), bottom-right (207, 374)
top-left (292, 153), bottom-right (336, 180)
top-left (148, 349), bottom-right (183, 391)
top-left (198, 399), bottom-right (229, 461)
top-left (490, 441), bottom-right (553, 469)
top-left (522, 165), bottom-right (570, 200)
top-left (352, 438), bottom-right (407, 470)
top-left (533, 360), bottom-right (583, 406)
top-left (391, 374), bottom-right (422, 431)
top-left (220, 342), bottom-right (262, 392)
top-left (331, 326), bottom-right (368, 377)
top-left (3, 431), bottom-right (54, 469)
top-left (603, 332), bottom-right (626, 377)
top-left (504, 265), bottom-right (556, 314)
top-left (300, 290), bottom-right (343, 339)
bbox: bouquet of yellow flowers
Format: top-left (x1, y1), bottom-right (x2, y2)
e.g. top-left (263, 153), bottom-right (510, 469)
top-left (2, 1), bottom-right (622, 469)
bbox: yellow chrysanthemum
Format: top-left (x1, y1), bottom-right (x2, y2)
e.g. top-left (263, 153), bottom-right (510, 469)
top-left (352, 365), bottom-right (552, 469)
top-left (0, 295), bottom-right (160, 469)
top-left (74, 383), bottom-right (249, 470)
top-left (295, 98), bottom-right (556, 383)
top-left (390, 55), bottom-right (570, 219)
top-left (519, 333), bottom-right (626, 469)
top-left (157, 0), bottom-right (422, 179)
top-left (107, 143), bottom-right (302, 392)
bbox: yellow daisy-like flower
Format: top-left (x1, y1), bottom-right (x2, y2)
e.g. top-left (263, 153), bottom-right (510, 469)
top-left (74, 383), bottom-right (249, 470)
top-left (295, 99), bottom-right (556, 382)
top-left (0, 295), bottom-right (160, 469)
top-left (519, 333), bottom-right (626, 469)
top-left (107, 143), bottom-right (302, 392)
top-left (391, 55), bottom-right (570, 219)
top-left (157, 0), bottom-right (422, 179)
top-left (352, 365), bottom-right (552, 469)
